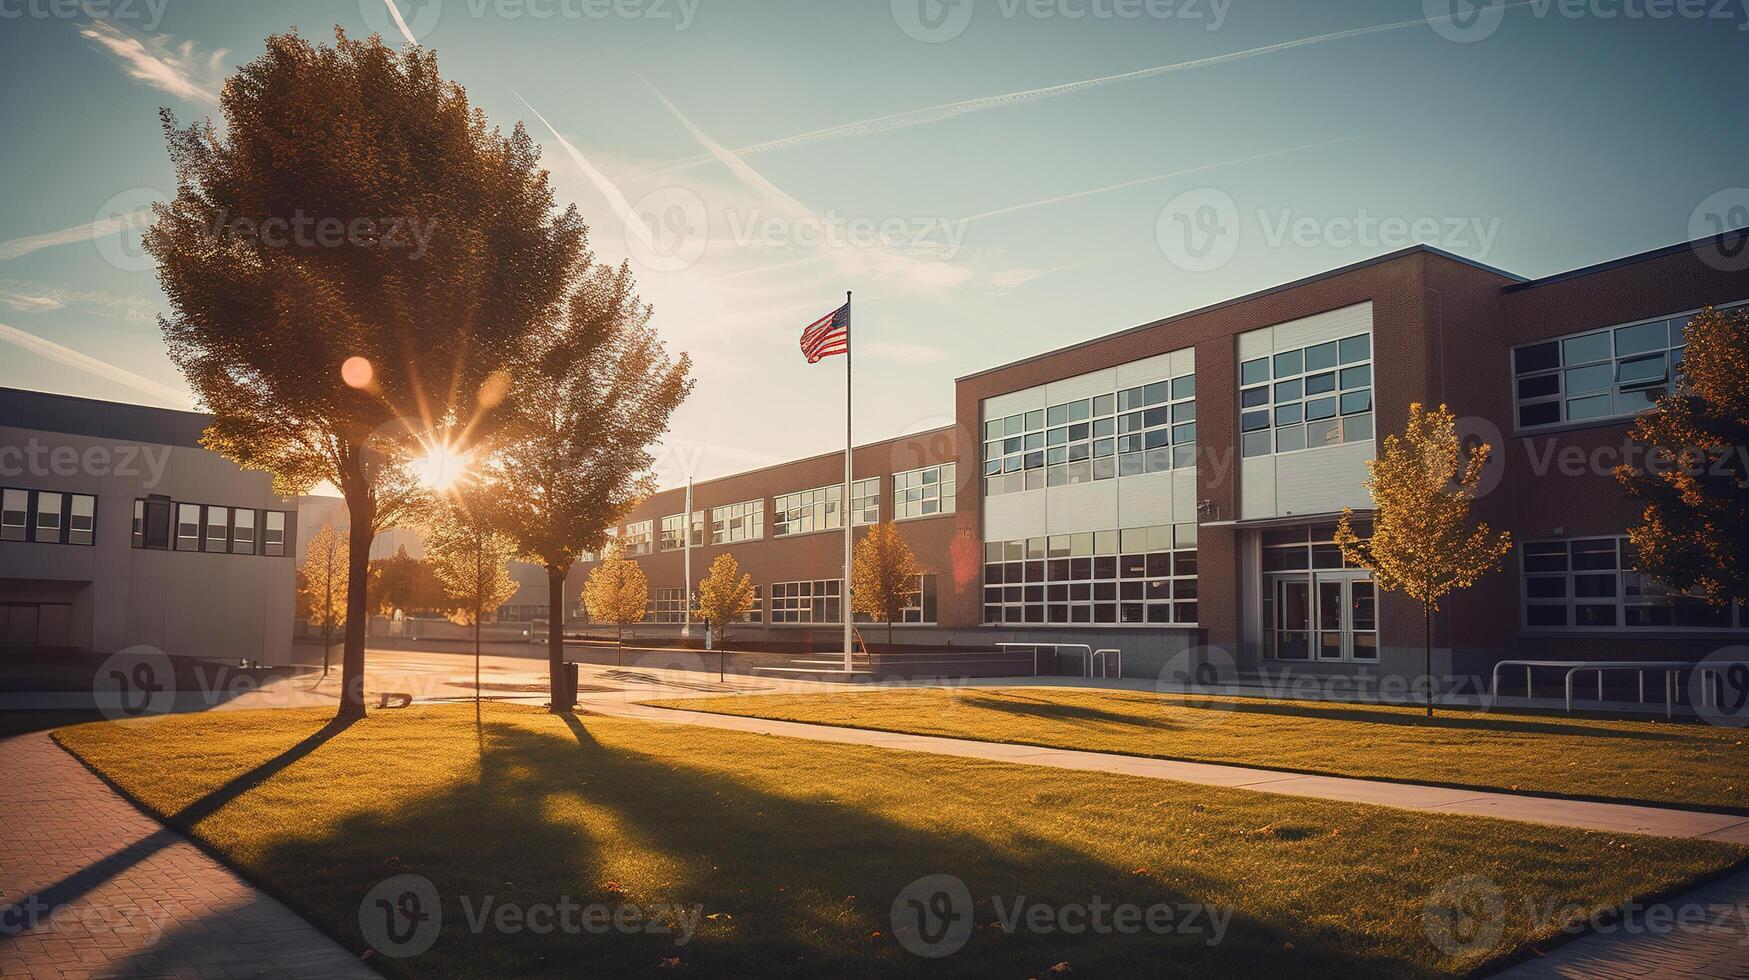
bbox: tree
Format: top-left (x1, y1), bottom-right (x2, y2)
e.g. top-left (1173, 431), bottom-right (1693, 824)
top-left (145, 30), bottom-right (585, 722)
top-left (694, 553), bottom-right (755, 678)
top-left (370, 545), bottom-right (454, 617)
top-left (423, 489), bottom-right (520, 703)
top-left (490, 260), bottom-right (692, 713)
top-left (851, 522), bottom-right (922, 648)
top-left (1334, 403), bottom-right (1511, 716)
top-left (1617, 306), bottom-right (1749, 607)
top-left (583, 545), bottom-right (648, 646)
top-left (298, 522), bottom-right (348, 675)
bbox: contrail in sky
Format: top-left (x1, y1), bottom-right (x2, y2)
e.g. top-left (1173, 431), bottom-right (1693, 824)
top-left (379, 0), bottom-right (419, 45)
top-left (659, 3), bottom-right (1532, 169)
top-left (956, 135), bottom-right (1366, 226)
top-left (0, 210), bottom-right (154, 262)
top-left (0, 322), bottom-right (191, 408)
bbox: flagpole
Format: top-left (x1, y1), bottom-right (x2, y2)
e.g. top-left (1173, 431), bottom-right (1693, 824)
top-left (843, 290), bottom-right (854, 672)
top-left (682, 478), bottom-right (692, 639)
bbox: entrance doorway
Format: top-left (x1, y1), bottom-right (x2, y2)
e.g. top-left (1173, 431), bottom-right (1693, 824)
top-left (1265, 573), bottom-right (1376, 662)
top-left (0, 603), bottom-right (73, 649)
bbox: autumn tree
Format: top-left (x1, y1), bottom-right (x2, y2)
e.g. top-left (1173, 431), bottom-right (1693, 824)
top-left (423, 489), bottom-right (521, 703)
top-left (144, 30), bottom-right (585, 721)
top-left (1335, 403), bottom-right (1512, 716)
top-left (694, 553), bottom-right (756, 677)
top-left (369, 545), bottom-right (454, 617)
top-left (489, 260), bottom-right (692, 713)
top-left (851, 522), bottom-right (922, 648)
top-left (583, 544), bottom-right (648, 646)
top-left (298, 522), bottom-right (348, 675)
top-left (1616, 306), bottom-right (1749, 607)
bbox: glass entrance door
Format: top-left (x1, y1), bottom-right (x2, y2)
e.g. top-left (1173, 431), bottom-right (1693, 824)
top-left (1269, 575), bottom-right (1376, 661)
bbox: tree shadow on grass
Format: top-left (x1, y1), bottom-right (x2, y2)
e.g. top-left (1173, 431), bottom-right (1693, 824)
top-left (1176, 696), bottom-right (1695, 742)
top-left (92, 707), bottom-right (1461, 979)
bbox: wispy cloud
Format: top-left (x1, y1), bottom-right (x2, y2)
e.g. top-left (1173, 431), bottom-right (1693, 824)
top-left (0, 321), bottom-right (190, 408)
top-left (659, 6), bottom-right (1527, 168)
top-left (0, 281), bottom-right (159, 322)
top-left (79, 20), bottom-right (225, 105)
top-left (956, 135), bottom-right (1366, 226)
top-left (0, 208), bottom-right (155, 262)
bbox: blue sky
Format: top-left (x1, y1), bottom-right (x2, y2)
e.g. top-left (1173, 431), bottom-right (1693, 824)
top-left (1, 0), bottom-right (1746, 483)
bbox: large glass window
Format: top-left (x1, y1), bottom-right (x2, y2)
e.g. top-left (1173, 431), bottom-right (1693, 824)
top-left (1522, 536), bottom-right (1745, 630)
top-left (659, 511), bottom-right (704, 551)
top-left (623, 519), bottom-right (653, 556)
top-left (850, 573), bottom-right (936, 624)
top-left (737, 585), bottom-right (764, 623)
top-left (32, 492), bottom-right (63, 543)
top-left (711, 500), bottom-right (763, 544)
top-left (770, 579), bottom-right (841, 624)
top-left (1511, 303), bottom-right (1742, 430)
top-left (645, 588), bottom-right (690, 624)
top-left (850, 477), bottom-right (880, 526)
top-left (232, 509), bottom-right (256, 554)
top-left (773, 485), bottom-right (842, 536)
top-left (204, 506), bottom-right (230, 553)
top-left (982, 523), bottom-right (1198, 626)
top-left (984, 371), bottom-right (1195, 496)
top-left (2, 489), bottom-right (27, 541)
top-left (894, 464), bottom-right (956, 519)
top-left (1240, 334), bottom-right (1373, 458)
top-left (175, 503), bottom-right (202, 550)
top-left (0, 488), bottom-right (95, 546)
top-left (263, 511), bottom-right (286, 557)
top-left (67, 494), bottom-right (94, 546)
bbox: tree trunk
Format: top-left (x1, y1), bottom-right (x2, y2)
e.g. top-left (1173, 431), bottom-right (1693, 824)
top-left (1424, 601), bottom-right (1434, 718)
top-left (547, 566), bottom-right (566, 713)
top-left (474, 599), bottom-right (481, 706)
top-left (335, 488), bottom-right (374, 723)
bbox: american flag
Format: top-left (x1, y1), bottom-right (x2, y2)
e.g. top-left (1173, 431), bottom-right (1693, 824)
top-left (800, 302), bottom-right (850, 363)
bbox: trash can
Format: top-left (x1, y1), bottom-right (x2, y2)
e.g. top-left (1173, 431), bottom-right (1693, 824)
top-left (559, 661), bottom-right (579, 710)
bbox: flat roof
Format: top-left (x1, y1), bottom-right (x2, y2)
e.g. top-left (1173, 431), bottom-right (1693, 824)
top-left (0, 386), bottom-right (212, 450)
top-left (1500, 227), bottom-right (1749, 292)
top-left (956, 244), bottom-right (1525, 384)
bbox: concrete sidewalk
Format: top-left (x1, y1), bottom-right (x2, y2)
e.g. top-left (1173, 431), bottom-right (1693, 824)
top-left (587, 700), bottom-right (1749, 845)
top-left (0, 732), bottom-right (374, 979)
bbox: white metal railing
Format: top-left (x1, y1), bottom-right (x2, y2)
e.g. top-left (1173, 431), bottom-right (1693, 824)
top-left (1091, 648), bottom-right (1123, 679)
top-left (996, 642), bottom-right (1094, 677)
top-left (1491, 658), bottom-right (1749, 719)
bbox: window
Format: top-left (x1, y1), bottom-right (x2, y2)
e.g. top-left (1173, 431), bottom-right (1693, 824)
top-left (738, 585), bottom-right (764, 623)
top-left (982, 524), bottom-right (1198, 626)
top-left (851, 477), bottom-right (880, 526)
top-left (645, 588), bottom-right (690, 624)
top-left (1522, 536), bottom-right (1745, 630)
top-left (895, 463), bottom-right (956, 519)
top-left (32, 492), bottom-right (63, 543)
top-left (660, 511), bottom-right (704, 551)
top-left (263, 511), bottom-right (286, 557)
top-left (624, 519), bottom-right (654, 556)
top-left (579, 528), bottom-right (617, 564)
top-left (1511, 303), bottom-right (1742, 430)
top-left (984, 371), bottom-right (1195, 496)
top-left (3, 489), bottom-right (28, 541)
top-left (204, 506), bottom-right (230, 552)
top-left (1240, 333), bottom-right (1373, 458)
top-left (774, 485), bottom-right (842, 536)
top-left (67, 494), bottom-right (94, 546)
top-left (854, 574), bottom-right (937, 624)
top-left (1260, 522), bottom-right (1373, 573)
top-left (0, 488), bottom-right (96, 546)
top-left (133, 498), bottom-right (170, 550)
top-left (233, 509), bottom-right (256, 554)
top-left (770, 579), bottom-right (841, 624)
top-left (711, 499), bottom-right (763, 544)
top-left (175, 503), bottom-right (202, 550)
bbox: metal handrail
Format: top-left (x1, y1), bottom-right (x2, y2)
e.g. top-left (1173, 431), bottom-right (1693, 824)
top-left (1091, 648), bottom-right (1123, 679)
top-left (995, 642), bottom-right (1094, 677)
top-left (1563, 664), bottom-right (1684, 718)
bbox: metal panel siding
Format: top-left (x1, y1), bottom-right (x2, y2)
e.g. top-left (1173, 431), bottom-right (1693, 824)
top-left (982, 387), bottom-right (1045, 421)
top-left (1116, 470), bottom-right (1173, 527)
top-left (1046, 479), bottom-right (1119, 535)
top-left (1045, 369), bottom-right (1117, 405)
top-left (1240, 456), bottom-right (1277, 518)
top-left (1114, 351), bottom-right (1177, 387)
top-left (983, 487), bottom-right (1045, 542)
top-left (1274, 442), bottom-right (1374, 516)
top-left (1171, 469), bottom-right (1199, 522)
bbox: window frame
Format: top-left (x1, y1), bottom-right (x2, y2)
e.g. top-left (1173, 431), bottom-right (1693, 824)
top-left (0, 487), bottom-right (97, 547)
top-left (773, 484), bottom-right (844, 537)
top-left (1239, 333), bottom-right (1373, 459)
top-left (1520, 535), bottom-right (1745, 632)
top-left (981, 523), bottom-right (1199, 627)
top-left (982, 369), bottom-right (1195, 497)
top-left (894, 463), bottom-right (957, 520)
top-left (710, 499), bottom-right (764, 545)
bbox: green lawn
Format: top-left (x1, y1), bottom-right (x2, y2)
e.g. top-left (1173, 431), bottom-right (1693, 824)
top-left (643, 688), bottom-right (1749, 812)
top-left (53, 704), bottom-right (1743, 977)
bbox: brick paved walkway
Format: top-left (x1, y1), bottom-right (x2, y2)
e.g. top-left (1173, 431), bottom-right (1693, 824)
top-left (0, 732), bottom-right (373, 979)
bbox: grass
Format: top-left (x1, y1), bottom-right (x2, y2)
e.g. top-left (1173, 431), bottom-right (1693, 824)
top-left (642, 688), bottom-right (1749, 812)
top-left (53, 704), bottom-right (1745, 978)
